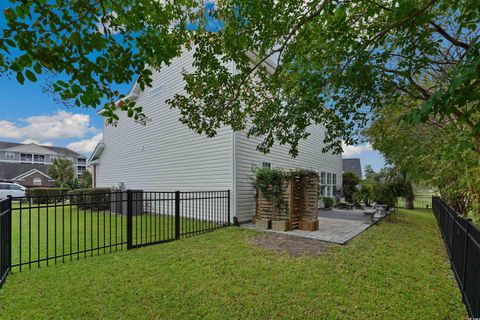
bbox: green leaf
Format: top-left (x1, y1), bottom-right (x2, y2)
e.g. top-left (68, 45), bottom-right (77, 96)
top-left (25, 69), bottom-right (37, 82)
top-left (16, 71), bottom-right (25, 84)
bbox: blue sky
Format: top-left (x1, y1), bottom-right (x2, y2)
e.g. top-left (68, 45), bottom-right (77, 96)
top-left (0, 4), bottom-right (384, 174)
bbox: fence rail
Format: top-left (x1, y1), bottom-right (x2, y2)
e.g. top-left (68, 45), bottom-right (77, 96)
top-left (432, 197), bottom-right (479, 318)
top-left (0, 189), bottom-right (230, 287)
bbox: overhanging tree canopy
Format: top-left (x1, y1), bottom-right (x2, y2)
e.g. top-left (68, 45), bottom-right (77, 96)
top-left (1, 0), bottom-right (478, 155)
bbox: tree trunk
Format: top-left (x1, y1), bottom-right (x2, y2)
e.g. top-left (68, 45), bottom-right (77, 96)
top-left (403, 179), bottom-right (415, 209)
top-left (404, 195), bottom-right (414, 210)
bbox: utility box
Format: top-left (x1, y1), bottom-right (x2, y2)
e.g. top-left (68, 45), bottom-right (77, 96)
top-left (111, 190), bottom-right (144, 215)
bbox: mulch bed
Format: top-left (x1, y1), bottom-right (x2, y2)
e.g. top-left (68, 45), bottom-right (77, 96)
top-left (249, 232), bottom-right (332, 257)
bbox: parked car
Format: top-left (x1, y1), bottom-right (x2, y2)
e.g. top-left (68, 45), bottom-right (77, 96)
top-left (0, 182), bottom-right (26, 199)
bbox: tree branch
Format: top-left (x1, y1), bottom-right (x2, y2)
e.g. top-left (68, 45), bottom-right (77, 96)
top-left (429, 21), bottom-right (470, 50)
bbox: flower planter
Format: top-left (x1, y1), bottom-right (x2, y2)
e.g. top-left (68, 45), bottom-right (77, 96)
top-left (299, 219), bottom-right (319, 231)
top-left (271, 220), bottom-right (289, 232)
top-left (256, 218), bottom-right (271, 230)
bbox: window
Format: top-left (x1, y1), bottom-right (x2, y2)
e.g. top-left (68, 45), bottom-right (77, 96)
top-left (20, 154), bottom-right (32, 163)
top-left (34, 154), bottom-right (45, 163)
top-left (320, 172), bottom-right (326, 185)
top-left (77, 158), bottom-right (86, 164)
top-left (33, 178), bottom-right (42, 186)
top-left (0, 184), bottom-right (7, 190)
top-left (10, 184), bottom-right (23, 190)
top-left (262, 162), bottom-right (271, 169)
top-left (332, 174), bottom-right (337, 185)
top-left (4, 152), bottom-right (15, 160)
top-left (78, 166), bottom-right (86, 173)
top-left (327, 173), bottom-right (332, 185)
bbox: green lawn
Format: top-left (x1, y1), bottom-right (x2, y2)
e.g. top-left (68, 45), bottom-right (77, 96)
top-left (0, 209), bottom-right (466, 319)
top-left (10, 203), bottom-right (218, 269)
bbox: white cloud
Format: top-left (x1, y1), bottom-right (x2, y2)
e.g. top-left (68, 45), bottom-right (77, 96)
top-left (342, 142), bottom-right (373, 157)
top-left (96, 12), bottom-right (121, 35)
top-left (66, 133), bottom-right (103, 155)
top-left (22, 139), bottom-right (53, 146)
top-left (0, 120), bottom-right (22, 138)
top-left (0, 110), bottom-right (97, 141)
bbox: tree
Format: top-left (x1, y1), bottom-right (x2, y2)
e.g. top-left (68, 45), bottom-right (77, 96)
top-left (80, 171), bottom-right (93, 189)
top-left (49, 158), bottom-right (75, 188)
top-left (366, 98), bottom-right (480, 216)
top-left (342, 172), bottom-right (360, 203)
top-left (1, 1), bottom-right (478, 156)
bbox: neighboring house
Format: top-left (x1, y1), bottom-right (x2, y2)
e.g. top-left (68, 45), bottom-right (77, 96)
top-left (342, 158), bottom-right (363, 179)
top-left (0, 141), bottom-right (87, 188)
top-left (89, 51), bottom-right (343, 223)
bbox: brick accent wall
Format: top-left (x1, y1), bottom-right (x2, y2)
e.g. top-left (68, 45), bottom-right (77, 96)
top-left (15, 172), bottom-right (55, 188)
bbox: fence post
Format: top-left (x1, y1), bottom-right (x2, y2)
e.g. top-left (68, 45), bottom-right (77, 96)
top-left (126, 190), bottom-right (133, 250)
top-left (175, 191), bottom-right (180, 240)
top-left (6, 195), bottom-right (12, 272)
top-left (227, 190), bottom-right (231, 226)
top-left (461, 218), bottom-right (471, 303)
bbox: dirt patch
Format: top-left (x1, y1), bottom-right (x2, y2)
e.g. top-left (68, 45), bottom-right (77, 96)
top-left (249, 232), bottom-right (332, 257)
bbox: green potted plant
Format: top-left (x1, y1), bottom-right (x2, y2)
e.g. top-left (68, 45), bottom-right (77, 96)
top-left (252, 168), bottom-right (287, 230)
top-left (323, 197), bottom-right (334, 210)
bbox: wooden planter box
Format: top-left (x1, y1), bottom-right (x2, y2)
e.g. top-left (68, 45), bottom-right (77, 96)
top-left (299, 219), bottom-right (319, 231)
top-left (256, 218), bottom-right (271, 230)
top-left (271, 220), bottom-right (289, 232)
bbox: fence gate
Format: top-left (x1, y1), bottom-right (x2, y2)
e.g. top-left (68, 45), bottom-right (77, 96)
top-left (129, 191), bottom-right (230, 248)
top-left (0, 197), bottom-right (12, 287)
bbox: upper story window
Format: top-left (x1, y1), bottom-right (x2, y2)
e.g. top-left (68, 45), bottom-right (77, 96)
top-left (77, 166), bottom-right (86, 172)
top-left (262, 162), bottom-right (271, 169)
top-left (34, 154), bottom-right (45, 163)
top-left (4, 152), bottom-right (15, 160)
top-left (77, 158), bottom-right (86, 164)
top-left (20, 154), bottom-right (33, 163)
top-left (33, 177), bottom-right (42, 186)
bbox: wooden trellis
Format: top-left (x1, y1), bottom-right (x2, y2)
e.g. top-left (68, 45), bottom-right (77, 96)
top-left (255, 173), bottom-right (319, 231)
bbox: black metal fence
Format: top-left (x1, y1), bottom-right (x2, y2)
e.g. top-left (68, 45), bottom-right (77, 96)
top-left (432, 197), bottom-right (479, 318)
top-left (0, 197), bottom-right (12, 287)
top-left (0, 189), bottom-right (230, 286)
top-left (396, 194), bottom-right (434, 209)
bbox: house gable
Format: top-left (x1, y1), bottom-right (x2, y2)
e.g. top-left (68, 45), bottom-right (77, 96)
top-left (13, 169), bottom-right (54, 181)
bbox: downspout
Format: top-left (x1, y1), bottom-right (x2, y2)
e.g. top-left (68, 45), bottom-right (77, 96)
top-left (232, 130), bottom-right (237, 224)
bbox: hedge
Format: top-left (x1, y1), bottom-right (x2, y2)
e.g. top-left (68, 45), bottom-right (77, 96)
top-left (68, 188), bottom-right (111, 210)
top-left (25, 188), bottom-right (71, 204)
top-left (323, 197), bottom-right (334, 209)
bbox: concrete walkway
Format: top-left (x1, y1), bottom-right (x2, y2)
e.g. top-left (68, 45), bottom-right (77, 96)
top-left (243, 209), bottom-right (386, 245)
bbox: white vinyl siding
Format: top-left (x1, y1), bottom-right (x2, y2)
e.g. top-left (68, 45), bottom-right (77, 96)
top-left (96, 51), bottom-right (233, 193)
top-left (234, 125), bottom-right (342, 222)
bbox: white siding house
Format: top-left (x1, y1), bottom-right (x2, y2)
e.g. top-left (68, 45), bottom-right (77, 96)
top-left (90, 51), bottom-right (342, 222)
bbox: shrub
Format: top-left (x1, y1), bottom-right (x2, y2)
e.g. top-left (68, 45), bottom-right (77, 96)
top-left (26, 188), bottom-right (70, 204)
top-left (68, 188), bottom-right (111, 210)
top-left (323, 197), bottom-right (334, 209)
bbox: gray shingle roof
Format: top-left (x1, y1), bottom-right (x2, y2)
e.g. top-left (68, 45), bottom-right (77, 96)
top-left (0, 163), bottom-right (51, 180)
top-left (0, 141), bottom-right (85, 158)
top-left (342, 158), bottom-right (362, 179)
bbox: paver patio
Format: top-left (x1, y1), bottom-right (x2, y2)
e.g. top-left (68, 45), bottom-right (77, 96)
top-left (243, 208), bottom-right (387, 244)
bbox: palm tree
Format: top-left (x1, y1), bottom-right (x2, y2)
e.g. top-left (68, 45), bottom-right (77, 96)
top-left (49, 158), bottom-right (75, 188)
